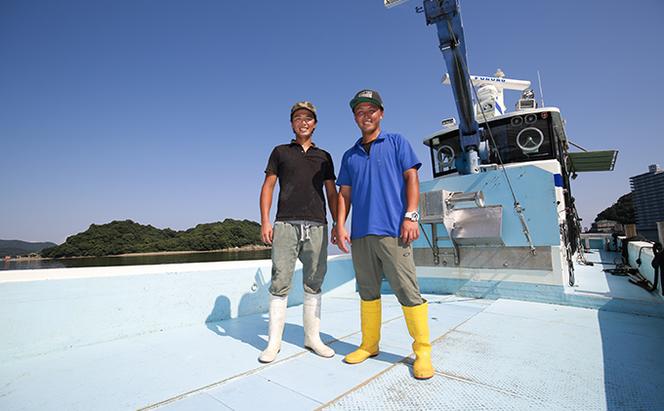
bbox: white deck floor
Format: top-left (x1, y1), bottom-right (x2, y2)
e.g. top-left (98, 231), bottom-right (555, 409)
top-left (2, 252), bottom-right (664, 410)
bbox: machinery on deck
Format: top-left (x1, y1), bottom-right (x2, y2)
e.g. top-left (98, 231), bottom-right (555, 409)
top-left (385, 0), bottom-right (617, 287)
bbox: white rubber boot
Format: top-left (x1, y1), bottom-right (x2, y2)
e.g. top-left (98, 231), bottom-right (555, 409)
top-left (259, 294), bottom-right (288, 363)
top-left (303, 292), bottom-right (335, 358)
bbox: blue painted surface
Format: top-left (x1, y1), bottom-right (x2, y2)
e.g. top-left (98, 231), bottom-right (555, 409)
top-left (398, 249), bottom-right (662, 317)
top-left (2, 247), bottom-right (664, 410)
top-left (156, 294), bottom-right (487, 410)
top-left (384, 275), bottom-right (564, 301)
top-left (554, 173), bottom-right (564, 187)
top-left (415, 164), bottom-right (560, 248)
top-left (0, 292), bottom-right (479, 410)
top-left (194, 374), bottom-right (321, 411)
top-left (0, 257), bottom-right (356, 361)
top-left (381, 271), bottom-right (664, 319)
top-left (589, 238), bottom-right (605, 249)
top-left (327, 299), bottom-right (664, 410)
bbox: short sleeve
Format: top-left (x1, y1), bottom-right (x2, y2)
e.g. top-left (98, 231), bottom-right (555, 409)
top-left (336, 151), bottom-right (352, 187)
top-left (323, 151), bottom-right (336, 181)
top-left (265, 147), bottom-right (279, 175)
top-left (397, 134), bottom-right (421, 172)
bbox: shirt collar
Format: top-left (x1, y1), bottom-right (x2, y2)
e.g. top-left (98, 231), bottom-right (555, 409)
top-left (353, 132), bottom-right (385, 150)
top-left (290, 139), bottom-right (316, 148)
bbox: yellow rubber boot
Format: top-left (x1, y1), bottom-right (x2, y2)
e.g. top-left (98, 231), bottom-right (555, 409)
top-left (402, 302), bottom-right (434, 379)
top-left (344, 298), bottom-right (381, 364)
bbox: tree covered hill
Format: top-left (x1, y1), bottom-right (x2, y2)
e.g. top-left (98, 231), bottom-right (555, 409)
top-left (0, 240), bottom-right (57, 257)
top-left (40, 219), bottom-right (263, 258)
top-left (594, 192), bottom-right (635, 224)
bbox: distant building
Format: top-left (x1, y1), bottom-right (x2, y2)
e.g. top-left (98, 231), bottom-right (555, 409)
top-left (630, 164), bottom-right (664, 241)
top-left (590, 219), bottom-right (622, 233)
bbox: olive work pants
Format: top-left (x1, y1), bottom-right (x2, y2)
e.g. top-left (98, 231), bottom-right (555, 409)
top-left (269, 221), bottom-right (328, 297)
top-left (351, 235), bottom-right (424, 307)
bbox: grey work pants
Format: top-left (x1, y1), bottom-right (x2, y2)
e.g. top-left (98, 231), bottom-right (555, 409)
top-left (351, 235), bottom-right (424, 307)
top-left (269, 221), bottom-right (328, 296)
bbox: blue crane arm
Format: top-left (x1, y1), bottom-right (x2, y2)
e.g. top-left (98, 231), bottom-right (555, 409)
top-left (423, 0), bottom-right (481, 173)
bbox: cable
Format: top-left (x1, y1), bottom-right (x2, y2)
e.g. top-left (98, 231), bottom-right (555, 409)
top-left (635, 244), bottom-right (653, 267)
top-left (446, 33), bottom-right (536, 255)
top-left (419, 223), bottom-right (434, 250)
top-left (652, 243), bottom-right (663, 295)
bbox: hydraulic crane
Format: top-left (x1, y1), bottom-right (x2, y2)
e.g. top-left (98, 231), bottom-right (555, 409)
top-left (386, 0), bottom-right (485, 174)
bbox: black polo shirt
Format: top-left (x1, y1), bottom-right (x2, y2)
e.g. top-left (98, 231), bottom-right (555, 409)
top-left (265, 141), bottom-right (336, 224)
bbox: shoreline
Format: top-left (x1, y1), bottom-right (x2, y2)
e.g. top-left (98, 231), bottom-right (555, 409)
top-left (7, 245), bottom-right (271, 261)
top-left (111, 245), bottom-right (271, 258)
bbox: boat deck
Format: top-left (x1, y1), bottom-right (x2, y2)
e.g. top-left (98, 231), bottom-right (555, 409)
top-left (573, 250), bottom-right (663, 302)
top-left (2, 251), bottom-right (664, 410)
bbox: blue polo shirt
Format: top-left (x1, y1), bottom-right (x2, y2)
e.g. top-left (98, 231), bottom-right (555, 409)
top-left (337, 132), bottom-right (421, 239)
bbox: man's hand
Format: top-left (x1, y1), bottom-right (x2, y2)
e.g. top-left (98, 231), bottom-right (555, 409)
top-left (400, 220), bottom-right (419, 245)
top-left (261, 222), bottom-right (273, 245)
top-left (330, 224), bottom-right (338, 245)
top-left (259, 174), bottom-right (277, 244)
top-left (336, 225), bottom-right (351, 253)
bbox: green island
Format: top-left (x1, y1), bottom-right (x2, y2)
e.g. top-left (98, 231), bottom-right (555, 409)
top-left (40, 219), bottom-right (265, 258)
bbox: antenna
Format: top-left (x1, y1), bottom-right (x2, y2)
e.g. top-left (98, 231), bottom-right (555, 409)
top-left (537, 70), bottom-right (545, 107)
top-left (384, 0), bottom-right (411, 8)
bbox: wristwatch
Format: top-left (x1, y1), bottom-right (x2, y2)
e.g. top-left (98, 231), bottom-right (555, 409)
top-left (404, 211), bottom-right (420, 222)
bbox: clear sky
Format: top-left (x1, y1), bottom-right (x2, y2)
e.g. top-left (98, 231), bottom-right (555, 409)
top-left (1, 0), bottom-right (663, 243)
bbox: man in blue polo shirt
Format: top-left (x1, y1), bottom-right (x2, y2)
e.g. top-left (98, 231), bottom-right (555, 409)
top-left (335, 89), bottom-right (434, 380)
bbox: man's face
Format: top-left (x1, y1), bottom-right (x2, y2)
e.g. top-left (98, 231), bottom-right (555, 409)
top-left (353, 102), bottom-right (383, 134)
top-left (291, 108), bottom-right (316, 138)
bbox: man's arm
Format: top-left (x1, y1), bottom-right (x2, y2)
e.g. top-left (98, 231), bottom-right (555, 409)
top-left (401, 168), bottom-right (420, 245)
top-left (324, 180), bottom-right (338, 244)
top-left (336, 185), bottom-right (352, 253)
top-left (259, 174), bottom-right (278, 244)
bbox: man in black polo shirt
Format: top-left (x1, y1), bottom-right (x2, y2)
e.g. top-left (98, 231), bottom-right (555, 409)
top-left (258, 101), bottom-right (338, 363)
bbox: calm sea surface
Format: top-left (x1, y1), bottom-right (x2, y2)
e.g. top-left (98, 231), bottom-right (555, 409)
top-left (1, 249), bottom-right (272, 271)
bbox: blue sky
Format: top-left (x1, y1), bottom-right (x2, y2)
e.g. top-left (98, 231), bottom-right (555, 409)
top-left (1, 0), bottom-right (663, 243)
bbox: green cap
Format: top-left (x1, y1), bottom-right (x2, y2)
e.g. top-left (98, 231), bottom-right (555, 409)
top-left (349, 89), bottom-right (384, 112)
